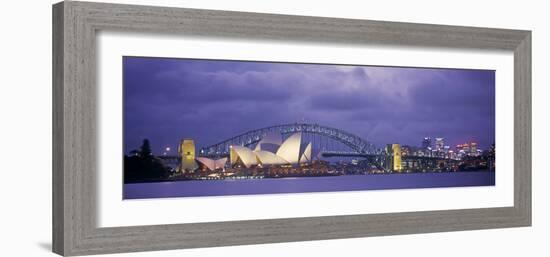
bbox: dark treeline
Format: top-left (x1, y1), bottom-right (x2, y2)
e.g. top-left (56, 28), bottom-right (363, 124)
top-left (124, 139), bottom-right (171, 183)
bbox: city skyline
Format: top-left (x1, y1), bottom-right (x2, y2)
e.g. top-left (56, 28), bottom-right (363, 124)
top-left (123, 57), bottom-right (495, 155)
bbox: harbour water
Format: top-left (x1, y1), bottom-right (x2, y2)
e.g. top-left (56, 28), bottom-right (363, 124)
top-left (124, 170), bottom-right (495, 199)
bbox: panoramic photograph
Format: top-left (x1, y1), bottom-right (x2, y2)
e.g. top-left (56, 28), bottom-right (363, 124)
top-left (122, 56), bottom-right (496, 199)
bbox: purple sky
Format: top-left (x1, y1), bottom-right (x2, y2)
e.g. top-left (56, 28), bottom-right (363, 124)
top-left (123, 57), bottom-right (495, 155)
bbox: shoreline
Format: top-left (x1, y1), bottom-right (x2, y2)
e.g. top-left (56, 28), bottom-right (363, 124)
top-left (124, 170), bottom-right (495, 199)
top-left (124, 169), bottom-right (493, 184)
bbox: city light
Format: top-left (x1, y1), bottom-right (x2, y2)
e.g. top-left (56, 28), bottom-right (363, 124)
top-left (153, 131), bottom-right (495, 180)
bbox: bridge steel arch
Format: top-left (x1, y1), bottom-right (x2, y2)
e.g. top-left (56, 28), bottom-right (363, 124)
top-left (199, 123), bottom-right (377, 157)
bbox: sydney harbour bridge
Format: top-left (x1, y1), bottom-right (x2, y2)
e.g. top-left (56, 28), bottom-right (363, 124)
top-left (199, 123), bottom-right (379, 159)
top-left (158, 122), bottom-right (453, 173)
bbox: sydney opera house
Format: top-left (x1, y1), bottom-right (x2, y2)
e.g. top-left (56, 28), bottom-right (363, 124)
top-left (231, 132), bottom-right (312, 168)
top-left (178, 132), bottom-right (312, 173)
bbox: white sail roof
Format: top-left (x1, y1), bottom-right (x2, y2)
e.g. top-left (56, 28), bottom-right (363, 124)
top-left (196, 157), bottom-right (227, 171)
top-left (230, 145), bottom-right (258, 168)
top-left (254, 150), bottom-right (289, 165)
top-left (299, 142), bottom-right (312, 163)
top-left (276, 132), bottom-right (302, 164)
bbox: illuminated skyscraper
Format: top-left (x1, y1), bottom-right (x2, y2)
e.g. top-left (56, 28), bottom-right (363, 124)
top-left (443, 145), bottom-right (451, 158)
top-left (435, 138), bottom-right (444, 151)
top-left (422, 137), bottom-right (431, 150)
top-left (456, 143), bottom-right (470, 153)
top-left (470, 142), bottom-right (478, 155)
top-left (178, 139), bottom-right (198, 173)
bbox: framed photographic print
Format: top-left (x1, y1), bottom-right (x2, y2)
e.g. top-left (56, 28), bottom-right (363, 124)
top-left (122, 57), bottom-right (497, 200)
top-left (53, 1), bottom-right (531, 256)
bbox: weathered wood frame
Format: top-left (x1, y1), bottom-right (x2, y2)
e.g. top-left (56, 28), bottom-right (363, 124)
top-left (52, 1), bottom-right (531, 256)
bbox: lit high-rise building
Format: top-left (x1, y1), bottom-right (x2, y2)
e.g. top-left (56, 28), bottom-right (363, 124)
top-left (178, 139), bottom-right (198, 173)
top-left (448, 150), bottom-right (456, 159)
top-left (456, 143), bottom-right (470, 153)
top-left (443, 145), bottom-right (451, 158)
top-left (435, 138), bottom-right (444, 151)
top-left (470, 142), bottom-right (478, 155)
top-left (422, 137), bottom-right (431, 150)
top-left (401, 145), bottom-right (412, 156)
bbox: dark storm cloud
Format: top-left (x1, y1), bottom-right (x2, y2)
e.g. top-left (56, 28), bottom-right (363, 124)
top-left (123, 57), bottom-right (495, 154)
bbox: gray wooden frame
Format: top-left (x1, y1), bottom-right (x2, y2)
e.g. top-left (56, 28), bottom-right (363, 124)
top-left (52, 1), bottom-right (531, 256)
